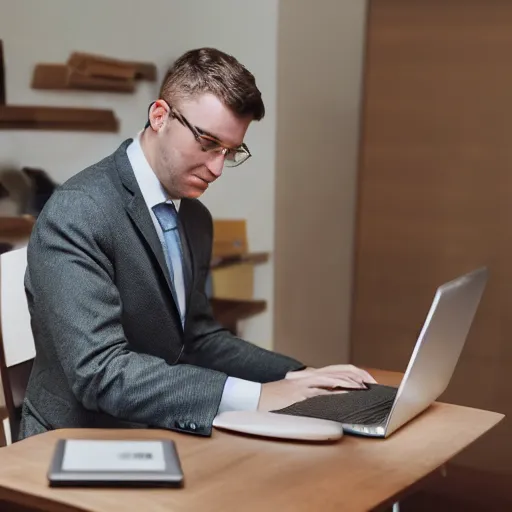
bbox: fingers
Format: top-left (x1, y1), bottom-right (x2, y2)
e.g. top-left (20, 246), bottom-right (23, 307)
top-left (302, 375), bottom-right (365, 390)
top-left (312, 370), bottom-right (366, 387)
top-left (362, 372), bottom-right (377, 384)
top-left (316, 365), bottom-right (378, 384)
top-left (352, 368), bottom-right (377, 384)
top-left (286, 364), bottom-right (378, 386)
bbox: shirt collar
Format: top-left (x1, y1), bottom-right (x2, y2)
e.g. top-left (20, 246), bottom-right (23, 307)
top-left (127, 132), bottom-right (181, 211)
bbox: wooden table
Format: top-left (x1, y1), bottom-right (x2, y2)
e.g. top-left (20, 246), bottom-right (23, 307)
top-left (0, 369), bottom-right (504, 512)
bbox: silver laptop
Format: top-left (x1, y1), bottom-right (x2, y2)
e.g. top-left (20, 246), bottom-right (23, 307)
top-left (274, 267), bottom-right (488, 438)
top-left (342, 266), bottom-right (488, 437)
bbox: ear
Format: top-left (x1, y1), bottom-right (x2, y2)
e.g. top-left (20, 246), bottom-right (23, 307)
top-left (147, 100), bottom-right (170, 132)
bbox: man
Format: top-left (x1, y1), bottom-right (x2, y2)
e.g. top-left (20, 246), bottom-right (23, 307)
top-left (19, 48), bottom-right (375, 440)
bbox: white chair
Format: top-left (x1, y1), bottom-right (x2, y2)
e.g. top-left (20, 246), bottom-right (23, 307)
top-left (0, 246), bottom-right (35, 444)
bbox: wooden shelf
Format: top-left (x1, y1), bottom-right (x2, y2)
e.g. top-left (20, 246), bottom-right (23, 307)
top-left (0, 105), bottom-right (118, 131)
top-left (32, 65), bottom-right (135, 93)
top-left (210, 298), bottom-right (266, 335)
top-left (210, 251), bottom-right (269, 269)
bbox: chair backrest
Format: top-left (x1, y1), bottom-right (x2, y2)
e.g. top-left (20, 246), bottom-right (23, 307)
top-left (0, 246), bottom-right (35, 443)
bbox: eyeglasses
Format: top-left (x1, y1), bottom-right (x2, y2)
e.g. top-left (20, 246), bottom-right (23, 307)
top-left (147, 100), bottom-right (252, 168)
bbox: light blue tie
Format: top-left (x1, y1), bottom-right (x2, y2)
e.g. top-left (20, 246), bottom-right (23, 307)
top-left (152, 202), bottom-right (186, 327)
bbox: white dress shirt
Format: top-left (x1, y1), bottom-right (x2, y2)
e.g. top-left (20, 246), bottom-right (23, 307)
top-left (127, 133), bottom-right (261, 414)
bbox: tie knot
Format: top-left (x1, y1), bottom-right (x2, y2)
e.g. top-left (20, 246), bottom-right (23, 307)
top-left (152, 202), bottom-right (178, 231)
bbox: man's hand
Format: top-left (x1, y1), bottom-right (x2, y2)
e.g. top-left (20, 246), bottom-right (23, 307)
top-left (285, 364), bottom-right (377, 387)
top-left (258, 372), bottom-right (369, 412)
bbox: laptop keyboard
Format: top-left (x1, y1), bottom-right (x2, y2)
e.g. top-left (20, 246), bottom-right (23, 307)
top-left (272, 383), bottom-right (398, 426)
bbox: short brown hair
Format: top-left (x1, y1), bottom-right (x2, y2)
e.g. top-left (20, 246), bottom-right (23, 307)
top-left (159, 48), bottom-right (265, 121)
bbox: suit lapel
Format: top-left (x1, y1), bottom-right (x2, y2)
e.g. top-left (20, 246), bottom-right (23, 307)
top-left (176, 200), bottom-right (197, 310)
top-left (113, 142), bottom-right (183, 328)
top-left (125, 193), bottom-right (175, 292)
top-left (177, 221), bottom-right (193, 304)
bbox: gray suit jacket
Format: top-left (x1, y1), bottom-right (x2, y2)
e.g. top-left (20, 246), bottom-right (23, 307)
top-left (19, 140), bottom-right (304, 440)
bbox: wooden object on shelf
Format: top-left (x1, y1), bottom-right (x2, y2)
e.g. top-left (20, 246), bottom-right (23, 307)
top-left (67, 52), bottom-right (157, 82)
top-left (212, 263), bottom-right (254, 301)
top-left (32, 64), bottom-right (135, 93)
top-left (0, 41), bottom-right (119, 132)
top-left (31, 51), bottom-right (157, 93)
top-left (31, 64), bottom-right (69, 90)
top-left (212, 219), bottom-right (248, 258)
top-left (210, 253), bottom-right (269, 301)
top-left (68, 53), bottom-right (135, 80)
top-left (68, 69), bottom-right (133, 92)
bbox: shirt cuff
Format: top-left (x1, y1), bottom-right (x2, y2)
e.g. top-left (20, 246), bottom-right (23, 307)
top-left (217, 377), bottom-right (262, 414)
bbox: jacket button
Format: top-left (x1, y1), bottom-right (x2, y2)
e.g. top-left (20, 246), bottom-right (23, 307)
top-left (189, 422), bottom-right (197, 431)
top-left (175, 420), bottom-right (186, 429)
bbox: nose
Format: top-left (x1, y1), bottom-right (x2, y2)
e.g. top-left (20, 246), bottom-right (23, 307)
top-left (206, 152), bottom-right (225, 178)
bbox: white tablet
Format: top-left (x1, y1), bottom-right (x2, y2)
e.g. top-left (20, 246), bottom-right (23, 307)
top-left (47, 439), bottom-right (184, 488)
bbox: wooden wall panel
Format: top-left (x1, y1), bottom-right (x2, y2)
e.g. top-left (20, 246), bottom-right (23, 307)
top-left (352, 0), bottom-right (512, 482)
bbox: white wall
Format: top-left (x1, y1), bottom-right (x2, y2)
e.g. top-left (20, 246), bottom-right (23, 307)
top-left (274, 0), bottom-right (368, 366)
top-left (0, 0), bottom-right (278, 348)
